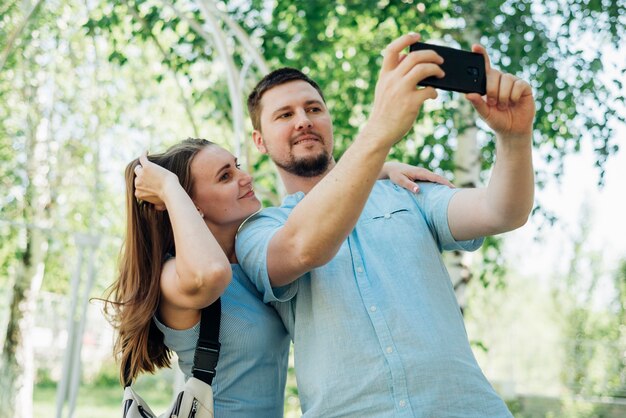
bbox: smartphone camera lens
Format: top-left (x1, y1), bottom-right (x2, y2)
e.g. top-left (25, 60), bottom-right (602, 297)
top-left (467, 67), bottom-right (479, 83)
top-left (467, 66), bottom-right (479, 76)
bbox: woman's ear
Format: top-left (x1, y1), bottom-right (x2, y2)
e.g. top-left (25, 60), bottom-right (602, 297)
top-left (196, 206), bottom-right (205, 219)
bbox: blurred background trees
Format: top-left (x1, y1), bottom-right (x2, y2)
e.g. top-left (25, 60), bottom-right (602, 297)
top-left (0, 0), bottom-right (624, 417)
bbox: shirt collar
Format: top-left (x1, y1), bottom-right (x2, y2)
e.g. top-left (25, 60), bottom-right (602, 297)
top-left (281, 191), bottom-right (306, 208)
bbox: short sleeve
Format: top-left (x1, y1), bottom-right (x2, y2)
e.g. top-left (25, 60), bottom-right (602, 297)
top-left (153, 316), bottom-right (199, 378)
top-left (410, 182), bottom-right (484, 252)
top-left (236, 210), bottom-right (298, 303)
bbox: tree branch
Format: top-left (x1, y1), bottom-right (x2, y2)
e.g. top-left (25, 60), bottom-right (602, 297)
top-left (0, 0), bottom-right (44, 73)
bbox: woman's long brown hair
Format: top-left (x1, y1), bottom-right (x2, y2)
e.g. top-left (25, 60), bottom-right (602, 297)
top-left (103, 138), bottom-right (213, 386)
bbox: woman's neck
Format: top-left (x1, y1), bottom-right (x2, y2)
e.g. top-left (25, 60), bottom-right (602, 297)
top-left (207, 222), bottom-right (239, 264)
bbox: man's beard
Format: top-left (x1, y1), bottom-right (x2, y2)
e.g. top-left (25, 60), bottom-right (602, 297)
top-left (274, 149), bottom-right (331, 178)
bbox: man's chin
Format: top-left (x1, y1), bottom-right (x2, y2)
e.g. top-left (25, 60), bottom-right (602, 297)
top-left (277, 153), bottom-right (331, 177)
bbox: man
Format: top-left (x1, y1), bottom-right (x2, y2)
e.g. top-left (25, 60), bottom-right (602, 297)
top-left (236, 33), bottom-right (534, 417)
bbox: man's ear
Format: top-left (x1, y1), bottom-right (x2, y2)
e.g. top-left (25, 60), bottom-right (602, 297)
top-left (252, 130), bottom-right (268, 154)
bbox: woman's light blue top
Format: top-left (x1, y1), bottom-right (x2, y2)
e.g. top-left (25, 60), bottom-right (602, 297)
top-left (154, 264), bottom-right (290, 417)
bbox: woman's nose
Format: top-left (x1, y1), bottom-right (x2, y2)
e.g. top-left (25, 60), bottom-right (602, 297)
top-left (238, 171), bottom-right (253, 185)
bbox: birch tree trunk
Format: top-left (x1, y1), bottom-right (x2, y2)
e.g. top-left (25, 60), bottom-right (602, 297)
top-left (0, 228), bottom-right (48, 418)
top-left (449, 102), bottom-right (480, 313)
top-left (0, 45), bottom-right (52, 418)
top-left (447, 23), bottom-right (482, 313)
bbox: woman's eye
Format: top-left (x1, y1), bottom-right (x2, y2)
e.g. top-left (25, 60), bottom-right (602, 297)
top-left (220, 172), bottom-right (231, 181)
top-left (235, 163), bottom-right (241, 169)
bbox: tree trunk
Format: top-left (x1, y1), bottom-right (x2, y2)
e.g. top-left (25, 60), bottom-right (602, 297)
top-left (449, 101), bottom-right (480, 313)
top-left (447, 20), bottom-right (483, 313)
top-left (0, 229), bottom-right (48, 418)
top-left (0, 51), bottom-right (51, 416)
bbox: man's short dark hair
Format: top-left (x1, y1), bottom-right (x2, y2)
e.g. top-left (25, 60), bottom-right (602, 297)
top-left (247, 67), bottom-right (326, 131)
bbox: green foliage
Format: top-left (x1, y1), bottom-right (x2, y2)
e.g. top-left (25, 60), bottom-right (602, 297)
top-left (553, 212), bottom-right (626, 399)
top-left (80, 0), bottom-right (625, 221)
top-left (1, 1), bottom-right (625, 411)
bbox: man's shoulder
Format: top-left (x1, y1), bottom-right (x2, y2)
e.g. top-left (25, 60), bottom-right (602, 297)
top-left (369, 179), bottom-right (416, 202)
top-left (238, 204), bottom-right (290, 232)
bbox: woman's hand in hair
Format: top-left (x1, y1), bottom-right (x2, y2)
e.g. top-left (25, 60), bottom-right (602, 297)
top-left (134, 152), bottom-right (178, 211)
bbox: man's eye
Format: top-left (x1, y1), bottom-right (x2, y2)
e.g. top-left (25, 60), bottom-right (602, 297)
top-left (307, 107), bottom-right (321, 113)
top-left (279, 112), bottom-right (292, 119)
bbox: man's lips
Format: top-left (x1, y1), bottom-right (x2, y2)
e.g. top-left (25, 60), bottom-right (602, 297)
top-left (293, 133), bottom-right (322, 145)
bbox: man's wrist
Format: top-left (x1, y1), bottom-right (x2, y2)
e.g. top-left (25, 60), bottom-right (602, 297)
top-left (358, 122), bottom-right (397, 152)
top-left (495, 131), bottom-right (532, 148)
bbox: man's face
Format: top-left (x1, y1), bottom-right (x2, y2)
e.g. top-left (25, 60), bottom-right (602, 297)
top-left (253, 80), bottom-right (334, 177)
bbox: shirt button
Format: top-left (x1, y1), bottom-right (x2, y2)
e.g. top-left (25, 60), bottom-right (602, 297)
top-left (384, 213), bottom-right (391, 219)
top-left (386, 346), bottom-right (393, 354)
top-left (369, 305), bottom-right (377, 312)
top-left (399, 400), bottom-right (407, 408)
top-left (356, 267), bottom-right (364, 273)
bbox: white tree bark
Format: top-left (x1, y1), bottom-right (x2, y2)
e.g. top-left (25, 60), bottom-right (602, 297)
top-left (449, 102), bottom-right (480, 312)
top-left (0, 71), bottom-right (52, 418)
top-left (447, 23), bottom-right (483, 313)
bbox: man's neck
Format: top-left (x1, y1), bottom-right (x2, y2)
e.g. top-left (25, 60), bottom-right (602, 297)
top-left (279, 159), bottom-right (336, 194)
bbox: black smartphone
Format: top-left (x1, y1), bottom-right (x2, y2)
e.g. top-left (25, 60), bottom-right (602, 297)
top-left (409, 42), bottom-right (486, 95)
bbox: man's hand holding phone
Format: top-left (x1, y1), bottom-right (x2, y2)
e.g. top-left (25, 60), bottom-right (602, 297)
top-left (408, 40), bottom-right (535, 139)
top-left (465, 44), bottom-right (535, 140)
top-left (364, 33), bottom-right (445, 147)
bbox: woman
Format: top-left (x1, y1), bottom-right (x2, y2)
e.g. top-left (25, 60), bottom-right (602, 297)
top-left (104, 137), bottom-right (451, 417)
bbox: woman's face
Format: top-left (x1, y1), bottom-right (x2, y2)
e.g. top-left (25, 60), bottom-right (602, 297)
top-left (190, 145), bottom-right (261, 228)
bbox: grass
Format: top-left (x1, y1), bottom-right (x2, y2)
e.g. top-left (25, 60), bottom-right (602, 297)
top-left (35, 383), bottom-right (172, 417)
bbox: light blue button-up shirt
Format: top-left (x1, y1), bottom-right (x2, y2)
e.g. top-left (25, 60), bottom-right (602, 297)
top-left (154, 264), bottom-right (290, 418)
top-left (236, 180), bottom-right (513, 418)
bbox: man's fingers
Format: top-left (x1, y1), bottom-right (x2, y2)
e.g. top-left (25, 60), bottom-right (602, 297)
top-left (397, 50), bottom-right (444, 78)
top-left (382, 33), bottom-right (421, 72)
top-left (472, 44), bottom-right (499, 106)
top-left (465, 93), bottom-right (489, 118)
top-left (485, 69), bottom-right (501, 107)
top-left (511, 78), bottom-right (532, 103)
top-left (404, 62), bottom-right (445, 88)
top-left (414, 86), bottom-right (438, 103)
top-left (498, 74), bottom-right (516, 109)
top-left (471, 44), bottom-right (492, 72)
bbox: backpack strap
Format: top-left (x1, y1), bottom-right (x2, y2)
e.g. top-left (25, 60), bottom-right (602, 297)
top-left (191, 298), bottom-right (221, 385)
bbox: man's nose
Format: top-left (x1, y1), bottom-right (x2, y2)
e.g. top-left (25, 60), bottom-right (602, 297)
top-left (295, 110), bottom-right (313, 130)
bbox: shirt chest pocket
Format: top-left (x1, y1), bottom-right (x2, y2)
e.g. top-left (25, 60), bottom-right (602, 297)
top-left (357, 205), bottom-right (435, 257)
top-left (361, 207), bottom-right (411, 223)
top-left (358, 207), bottom-right (418, 245)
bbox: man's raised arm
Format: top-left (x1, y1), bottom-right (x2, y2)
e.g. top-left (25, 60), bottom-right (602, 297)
top-left (448, 44), bottom-right (535, 241)
top-left (265, 33), bottom-right (443, 286)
